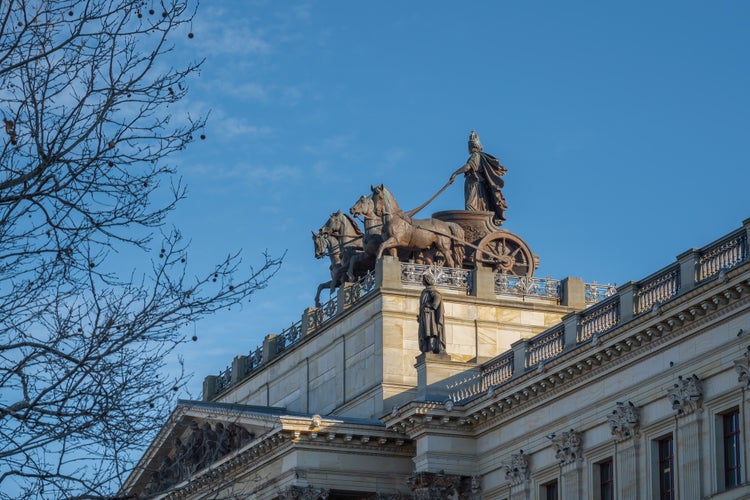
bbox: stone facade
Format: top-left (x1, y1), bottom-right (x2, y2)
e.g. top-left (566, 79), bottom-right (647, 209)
top-left (124, 217), bottom-right (750, 499)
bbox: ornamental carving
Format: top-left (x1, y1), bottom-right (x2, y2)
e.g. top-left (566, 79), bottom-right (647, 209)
top-left (733, 347), bottom-right (750, 388)
top-left (144, 420), bottom-right (254, 495)
top-left (279, 485), bottom-right (330, 500)
top-left (504, 450), bottom-right (529, 485)
top-left (668, 374), bottom-right (703, 415)
top-left (608, 401), bottom-right (640, 441)
top-left (407, 472), bottom-right (481, 500)
top-left (552, 429), bottom-right (582, 464)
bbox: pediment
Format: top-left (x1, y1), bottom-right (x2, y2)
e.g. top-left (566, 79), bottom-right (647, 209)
top-left (123, 399), bottom-right (290, 496)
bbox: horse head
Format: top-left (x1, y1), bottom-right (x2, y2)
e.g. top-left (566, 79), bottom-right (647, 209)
top-left (321, 211), bottom-right (342, 235)
top-left (350, 194), bottom-right (373, 218)
top-left (312, 230), bottom-right (335, 259)
top-left (370, 184), bottom-right (397, 217)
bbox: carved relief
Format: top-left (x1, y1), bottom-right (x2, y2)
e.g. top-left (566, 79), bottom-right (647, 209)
top-left (503, 450), bottom-right (529, 485)
top-left (668, 374), bottom-right (703, 415)
top-left (407, 472), bottom-right (480, 500)
top-left (279, 485), bottom-right (330, 500)
top-left (144, 420), bottom-right (255, 495)
top-left (733, 347), bottom-right (750, 388)
top-left (608, 401), bottom-right (640, 441)
top-left (552, 429), bottom-right (583, 464)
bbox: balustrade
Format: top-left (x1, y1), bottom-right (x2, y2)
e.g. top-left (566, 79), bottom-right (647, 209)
top-left (208, 219), bottom-right (750, 401)
top-left (634, 265), bottom-right (680, 314)
top-left (525, 325), bottom-right (565, 368)
top-left (483, 351), bottom-right (514, 387)
top-left (697, 230), bottom-right (747, 282)
top-left (578, 296), bottom-right (620, 342)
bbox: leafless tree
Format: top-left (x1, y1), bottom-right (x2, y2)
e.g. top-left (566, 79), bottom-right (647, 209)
top-left (0, 1), bottom-right (282, 497)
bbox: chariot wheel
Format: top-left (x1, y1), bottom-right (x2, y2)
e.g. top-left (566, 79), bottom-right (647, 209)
top-left (474, 231), bottom-right (537, 276)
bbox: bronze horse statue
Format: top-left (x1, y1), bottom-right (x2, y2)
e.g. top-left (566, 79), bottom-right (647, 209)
top-left (370, 184), bottom-right (465, 268)
top-left (322, 210), bottom-right (376, 282)
top-left (312, 211), bottom-right (375, 306)
top-left (312, 229), bottom-right (349, 307)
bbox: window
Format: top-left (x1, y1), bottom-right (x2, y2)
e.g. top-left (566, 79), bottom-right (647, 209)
top-left (722, 409), bottom-right (742, 489)
top-left (657, 435), bottom-right (674, 500)
top-left (542, 479), bottom-right (558, 500)
top-left (597, 459), bottom-right (614, 500)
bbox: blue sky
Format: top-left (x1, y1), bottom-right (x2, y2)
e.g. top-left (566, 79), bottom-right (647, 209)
top-left (163, 1), bottom-right (750, 397)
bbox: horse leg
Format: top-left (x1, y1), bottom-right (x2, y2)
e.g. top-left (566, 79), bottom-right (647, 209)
top-left (377, 237), bottom-right (399, 260)
top-left (437, 236), bottom-right (454, 268)
top-left (347, 253), bottom-right (364, 282)
top-left (315, 281), bottom-right (332, 307)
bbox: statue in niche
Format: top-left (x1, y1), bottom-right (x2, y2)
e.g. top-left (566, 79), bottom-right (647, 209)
top-left (450, 130), bottom-right (508, 225)
top-left (418, 273), bottom-right (445, 354)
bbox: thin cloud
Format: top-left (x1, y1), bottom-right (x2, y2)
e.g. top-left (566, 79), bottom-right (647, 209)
top-left (193, 6), bottom-right (271, 58)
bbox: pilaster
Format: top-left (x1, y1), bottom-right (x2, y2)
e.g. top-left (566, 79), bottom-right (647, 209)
top-left (676, 411), bottom-right (703, 499)
top-left (615, 438), bottom-right (640, 500)
top-left (561, 460), bottom-right (583, 499)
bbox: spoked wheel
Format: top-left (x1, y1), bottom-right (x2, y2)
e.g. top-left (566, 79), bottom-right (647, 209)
top-left (474, 231), bottom-right (536, 276)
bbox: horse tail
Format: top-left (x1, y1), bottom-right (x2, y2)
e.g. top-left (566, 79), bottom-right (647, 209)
top-left (449, 223), bottom-right (465, 266)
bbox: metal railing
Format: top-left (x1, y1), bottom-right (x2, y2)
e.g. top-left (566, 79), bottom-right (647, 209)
top-left (495, 273), bottom-right (560, 300)
top-left (585, 281), bottom-right (618, 305)
top-left (401, 263), bottom-right (471, 293)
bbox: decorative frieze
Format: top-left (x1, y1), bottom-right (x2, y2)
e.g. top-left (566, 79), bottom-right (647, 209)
top-left (667, 374), bottom-right (703, 415)
top-left (608, 401), bottom-right (640, 441)
top-left (504, 450), bottom-right (529, 485)
top-left (279, 485), bottom-right (330, 499)
top-left (145, 420), bottom-right (254, 495)
top-left (407, 471), bottom-right (481, 500)
top-left (552, 429), bottom-right (583, 464)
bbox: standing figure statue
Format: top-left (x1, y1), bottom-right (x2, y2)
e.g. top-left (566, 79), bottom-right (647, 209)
top-left (418, 273), bottom-right (445, 354)
top-left (450, 130), bottom-right (508, 224)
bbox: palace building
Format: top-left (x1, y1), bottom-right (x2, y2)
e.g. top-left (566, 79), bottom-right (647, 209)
top-left (123, 144), bottom-right (750, 498)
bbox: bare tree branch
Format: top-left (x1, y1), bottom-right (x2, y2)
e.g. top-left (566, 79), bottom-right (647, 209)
top-left (0, 2), bottom-right (283, 497)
